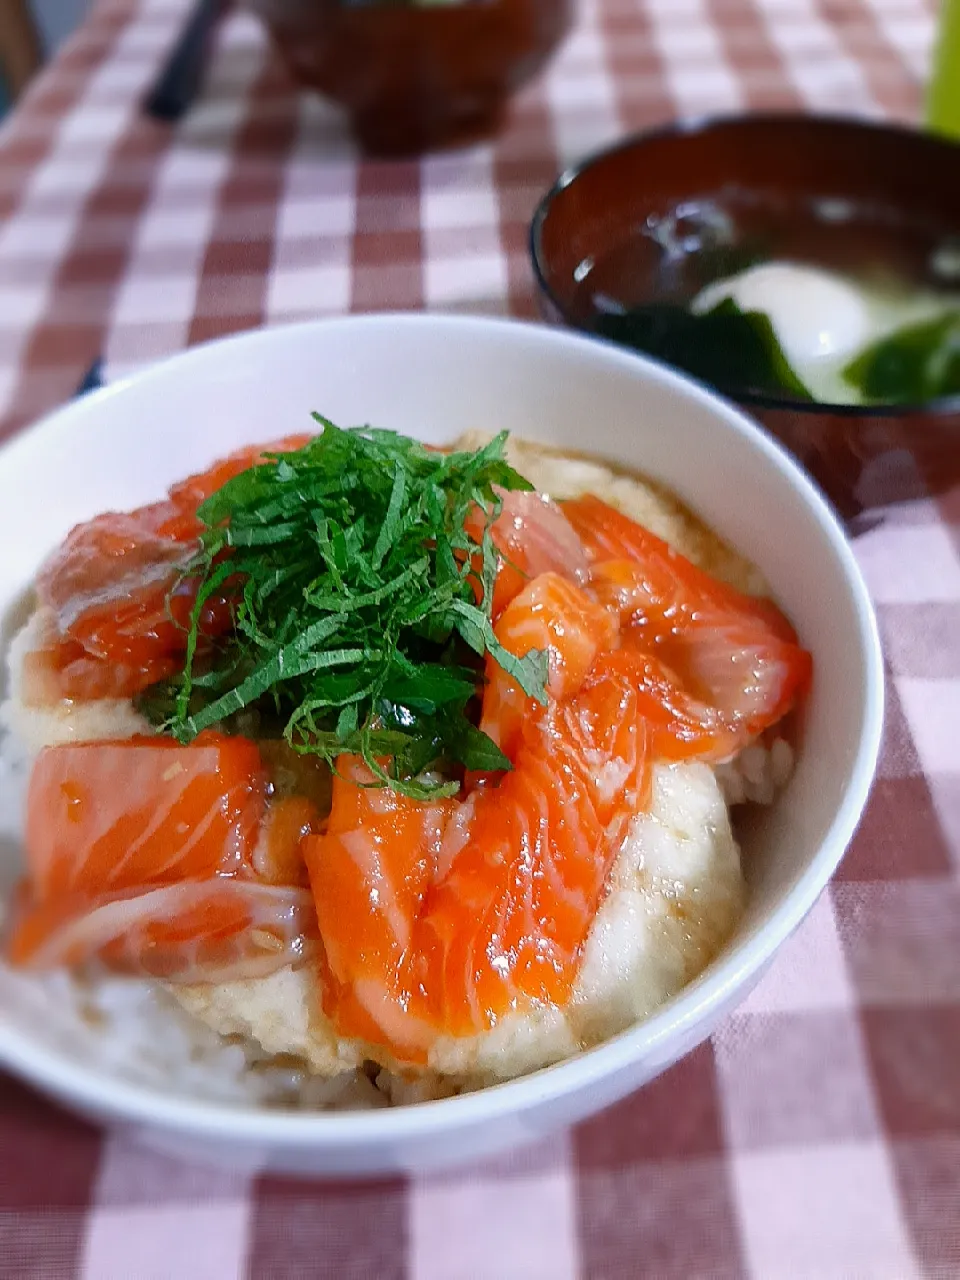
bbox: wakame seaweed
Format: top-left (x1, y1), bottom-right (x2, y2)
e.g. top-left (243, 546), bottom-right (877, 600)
top-left (593, 298), bottom-right (811, 401)
top-left (842, 311), bottom-right (960, 403)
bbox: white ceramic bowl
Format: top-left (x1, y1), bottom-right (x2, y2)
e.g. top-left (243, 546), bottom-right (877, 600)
top-left (0, 314), bottom-right (883, 1178)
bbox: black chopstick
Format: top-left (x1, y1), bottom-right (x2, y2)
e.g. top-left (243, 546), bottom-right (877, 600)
top-left (75, 359), bottom-right (104, 398)
top-left (143, 0), bottom-right (228, 123)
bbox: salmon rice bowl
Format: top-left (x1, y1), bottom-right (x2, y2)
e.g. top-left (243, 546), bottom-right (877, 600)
top-left (0, 420), bottom-right (812, 1110)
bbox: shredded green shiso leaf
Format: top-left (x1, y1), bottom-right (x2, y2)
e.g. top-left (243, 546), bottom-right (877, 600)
top-left (142, 419), bottom-right (549, 800)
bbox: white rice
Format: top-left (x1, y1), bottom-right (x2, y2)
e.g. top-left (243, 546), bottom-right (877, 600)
top-left (715, 736), bottom-right (795, 808)
top-left (0, 442), bottom-right (795, 1110)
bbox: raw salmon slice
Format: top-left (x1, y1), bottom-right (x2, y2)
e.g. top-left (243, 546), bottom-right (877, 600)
top-left (565, 496), bottom-right (812, 755)
top-left (37, 503), bottom-right (193, 630)
top-left (303, 759), bottom-right (455, 1059)
top-left (23, 733), bottom-right (266, 900)
top-left (303, 576), bottom-right (648, 1063)
top-left (252, 795), bottom-right (322, 887)
top-left (31, 435), bottom-right (312, 701)
top-left (164, 433), bottom-right (313, 528)
top-left (478, 570), bottom-right (617, 760)
top-left (418, 649), bottom-right (650, 1040)
top-left (564, 495), bottom-right (801, 642)
top-left (6, 879), bottom-right (317, 981)
top-left (462, 489), bottom-right (589, 619)
top-left (7, 736), bottom-right (325, 981)
top-left (33, 502), bottom-right (219, 701)
top-left (485, 490), bottom-right (590, 617)
top-left (26, 570), bottom-right (235, 703)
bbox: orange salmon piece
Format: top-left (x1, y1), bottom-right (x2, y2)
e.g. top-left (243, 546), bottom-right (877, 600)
top-left (418, 651), bottom-right (650, 1037)
top-left (37, 503), bottom-right (193, 625)
top-left (303, 580), bottom-right (647, 1063)
top-left (6, 879), bottom-right (317, 981)
top-left (33, 503), bottom-right (215, 700)
top-left (303, 761), bottom-right (455, 1059)
top-left (23, 734), bottom-right (266, 901)
top-left (478, 571), bottom-right (618, 762)
top-left (563, 495), bottom-right (801, 642)
top-left (31, 435), bottom-right (313, 702)
top-left (463, 490), bottom-right (590, 619)
top-left (27, 569), bottom-right (235, 703)
top-left (565, 496), bottom-right (812, 755)
top-left (252, 795), bottom-right (321, 887)
top-left (486, 490), bottom-right (590, 617)
top-left (588, 646), bottom-right (740, 762)
top-left (163, 433), bottom-right (313, 537)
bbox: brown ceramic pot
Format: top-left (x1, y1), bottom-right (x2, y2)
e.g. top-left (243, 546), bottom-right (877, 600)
top-left (246, 0), bottom-right (574, 155)
top-left (530, 114), bottom-right (960, 519)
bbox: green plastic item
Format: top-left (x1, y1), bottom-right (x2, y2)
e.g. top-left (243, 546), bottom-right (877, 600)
top-left (926, 0), bottom-right (960, 141)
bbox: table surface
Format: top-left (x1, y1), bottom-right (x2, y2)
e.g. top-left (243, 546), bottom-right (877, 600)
top-left (0, 1), bottom-right (956, 1277)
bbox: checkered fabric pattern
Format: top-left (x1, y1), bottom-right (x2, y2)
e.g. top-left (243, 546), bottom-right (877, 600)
top-left (0, 0), bottom-right (955, 1276)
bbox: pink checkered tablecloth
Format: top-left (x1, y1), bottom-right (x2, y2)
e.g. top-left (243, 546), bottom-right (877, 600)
top-left (0, 0), bottom-right (957, 1276)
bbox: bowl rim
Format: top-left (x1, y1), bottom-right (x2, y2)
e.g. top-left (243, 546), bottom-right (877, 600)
top-left (529, 109), bottom-right (960, 420)
top-left (0, 312), bottom-right (885, 1147)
